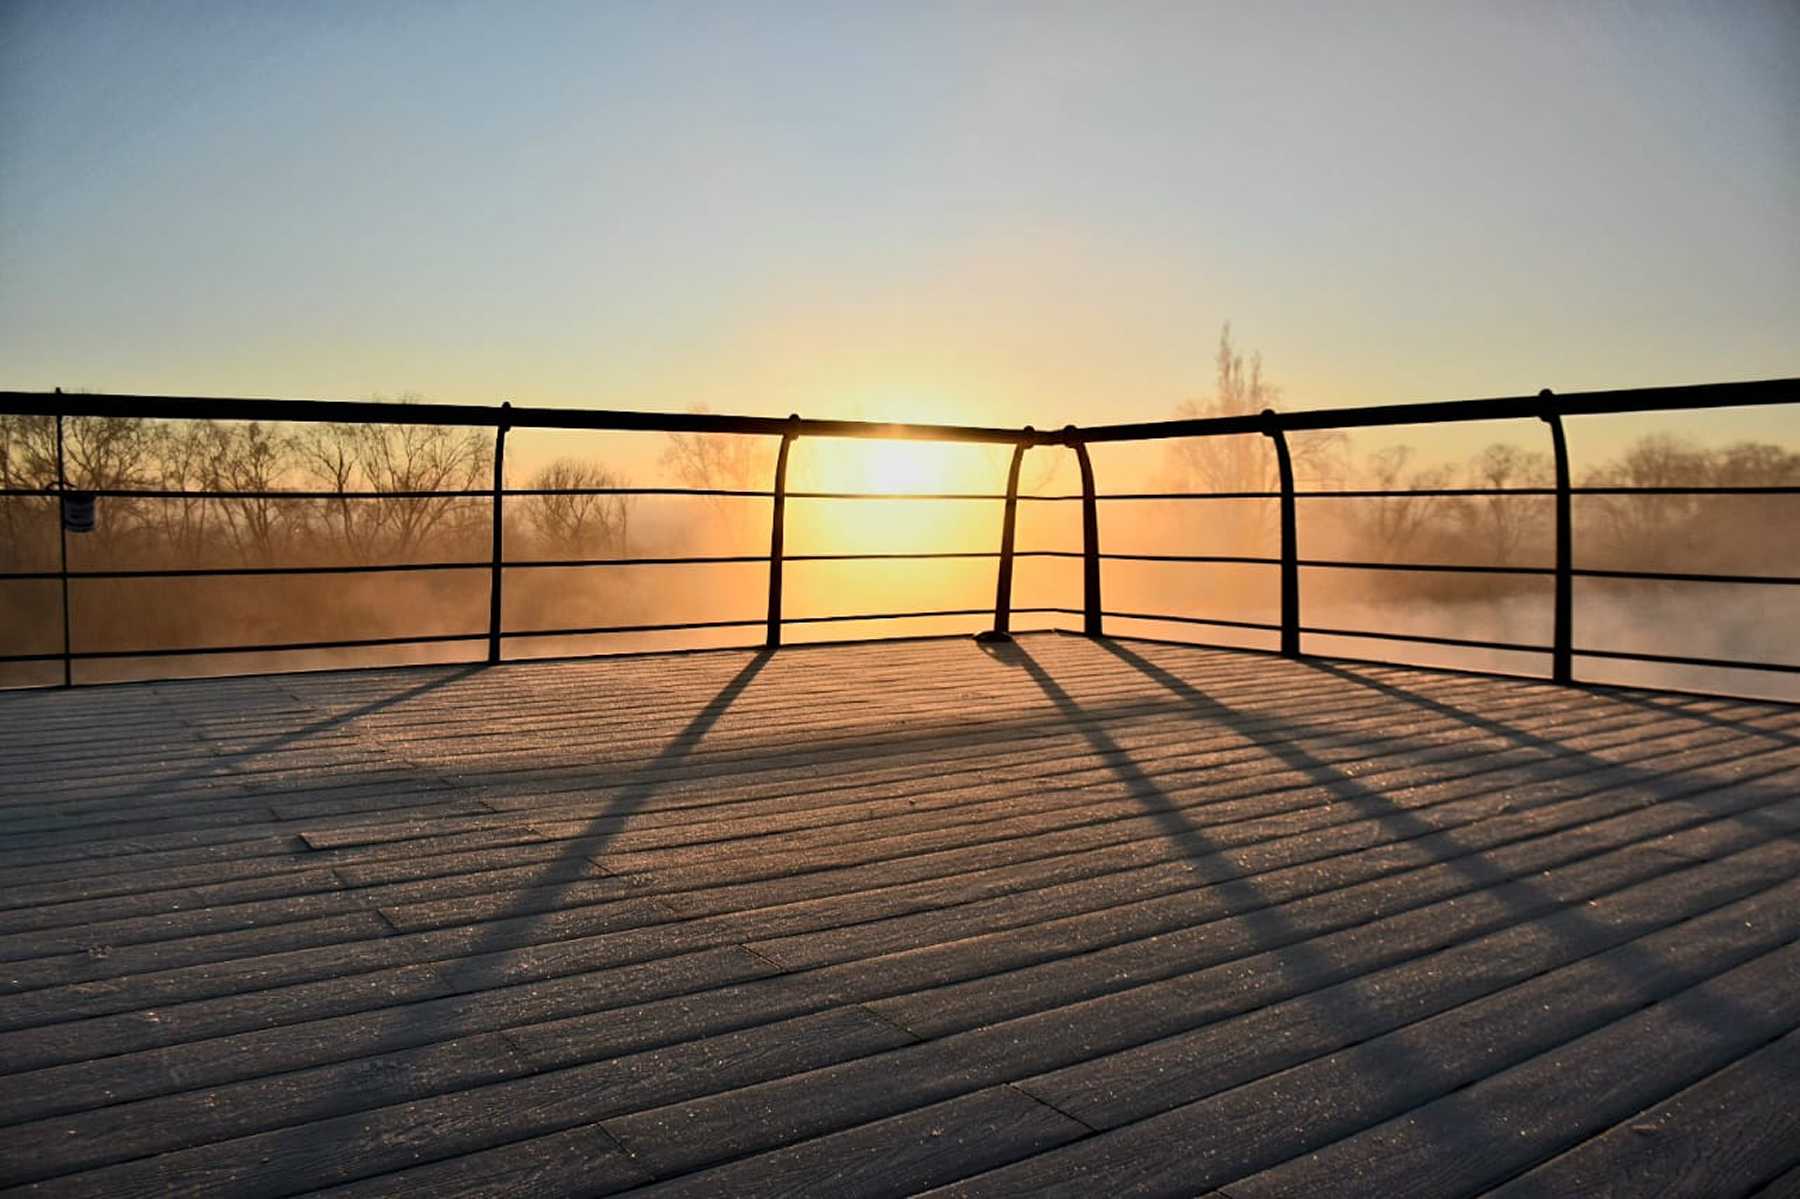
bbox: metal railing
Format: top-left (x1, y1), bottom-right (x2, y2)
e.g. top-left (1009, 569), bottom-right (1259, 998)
top-left (0, 377), bottom-right (1794, 690)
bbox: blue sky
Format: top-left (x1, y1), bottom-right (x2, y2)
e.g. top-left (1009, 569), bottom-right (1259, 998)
top-left (2, 0), bottom-right (1795, 436)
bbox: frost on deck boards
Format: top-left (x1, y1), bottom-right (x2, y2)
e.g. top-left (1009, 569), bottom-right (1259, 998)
top-left (2, 632), bottom-right (1799, 1199)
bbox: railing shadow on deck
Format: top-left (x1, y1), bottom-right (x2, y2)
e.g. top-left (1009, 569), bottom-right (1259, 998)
top-left (250, 649), bottom-right (777, 1182)
top-left (1075, 637), bottom-right (1800, 1164)
top-left (0, 663), bottom-right (490, 852)
top-left (966, 637), bottom-right (1800, 1145)
top-left (374, 646), bottom-right (775, 1001)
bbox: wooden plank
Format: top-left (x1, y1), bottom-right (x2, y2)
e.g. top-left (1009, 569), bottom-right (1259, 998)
top-left (1018, 843), bottom-right (1800, 1129)
top-left (864, 797), bottom-right (1800, 1041)
top-left (5, 762), bottom-right (1792, 1105)
top-left (572, 747), bottom-right (1789, 901)
top-left (307, 1125), bottom-right (653, 1199)
top-left (640, 727), bottom-right (1796, 926)
top-left (0, 911), bottom-right (395, 994)
top-left (10, 702), bottom-right (1771, 1029)
top-left (1750, 1162), bottom-right (1800, 1198)
top-left (504, 807), bottom-right (1796, 1068)
top-left (0, 867), bottom-right (346, 937)
top-left (0, 1030), bottom-right (533, 1186)
top-left (621, 1085), bottom-right (1089, 1199)
top-left (288, 685), bottom-right (1523, 854)
top-left (288, 655), bottom-right (1648, 831)
top-left (12, 1008), bottom-right (913, 1196)
top-left (0, 897), bottom-right (686, 1080)
top-left (0, 836), bottom-right (315, 901)
top-left (1224, 942), bottom-right (1800, 1198)
top-left (0, 882), bottom-right (372, 962)
top-left (5, 748), bottom-right (1776, 1074)
top-left (927, 898), bottom-right (1800, 1197)
top-left (1482, 1028), bottom-right (1800, 1198)
top-left (590, 837), bottom-right (1800, 1180)
top-left (0, 655), bottom-right (1749, 907)
top-left (745, 781), bottom-right (1800, 975)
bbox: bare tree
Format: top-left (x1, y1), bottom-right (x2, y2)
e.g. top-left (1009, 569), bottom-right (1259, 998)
top-left (294, 421), bottom-right (373, 560)
top-left (143, 420), bottom-right (219, 565)
top-left (0, 415), bottom-right (57, 570)
top-left (526, 459), bottom-right (633, 556)
top-left (661, 419), bottom-right (768, 496)
top-left (1582, 433), bottom-right (1711, 569)
top-left (0, 410), bottom-right (160, 556)
top-left (295, 397), bottom-right (491, 562)
top-left (1461, 442), bottom-right (1551, 567)
top-left (201, 421), bottom-right (301, 563)
top-left (1358, 445), bottom-right (1455, 563)
top-left (1158, 324), bottom-right (1346, 548)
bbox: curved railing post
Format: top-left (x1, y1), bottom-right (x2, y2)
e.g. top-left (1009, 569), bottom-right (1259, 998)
top-left (978, 433), bottom-right (1032, 643)
top-left (1540, 390), bottom-right (1574, 685)
top-left (1262, 409), bottom-right (1300, 657)
top-left (766, 417), bottom-right (799, 648)
top-left (487, 401), bottom-right (511, 665)
top-left (1070, 428), bottom-right (1103, 637)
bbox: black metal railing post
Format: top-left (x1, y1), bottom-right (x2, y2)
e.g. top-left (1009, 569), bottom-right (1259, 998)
top-left (1262, 410), bottom-right (1300, 657)
top-left (486, 401), bottom-right (511, 665)
top-left (766, 418), bottom-right (799, 648)
top-left (1540, 390), bottom-right (1574, 685)
top-left (54, 398), bottom-right (72, 688)
top-left (1071, 429), bottom-right (1103, 637)
top-left (978, 433), bottom-right (1032, 643)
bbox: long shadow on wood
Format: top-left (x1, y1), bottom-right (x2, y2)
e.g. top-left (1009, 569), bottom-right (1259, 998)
top-left (232, 651), bottom-right (779, 1191)
top-left (1561, 684), bottom-right (1800, 751)
top-left (1297, 657), bottom-right (1800, 842)
top-left (997, 640), bottom-right (1420, 1077)
top-left (406, 648), bottom-right (774, 983)
top-left (0, 663), bottom-right (492, 842)
top-left (1089, 639), bottom-right (1798, 1170)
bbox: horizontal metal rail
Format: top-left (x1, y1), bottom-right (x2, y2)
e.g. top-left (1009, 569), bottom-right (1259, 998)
top-left (1075, 377), bottom-right (1796, 442)
top-left (6, 483), bottom-right (1791, 501)
top-left (0, 548), bottom-right (1087, 582)
top-left (1090, 555), bottom-right (1800, 587)
top-left (0, 608), bottom-right (1073, 665)
top-left (0, 390), bottom-right (1039, 444)
top-left (1100, 610), bottom-right (1283, 634)
top-left (1101, 610), bottom-right (1800, 676)
top-left (1573, 647), bottom-right (1800, 675)
top-left (1025, 484), bottom-right (1800, 501)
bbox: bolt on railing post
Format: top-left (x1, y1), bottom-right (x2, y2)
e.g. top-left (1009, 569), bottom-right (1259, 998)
top-left (766, 418), bottom-right (799, 649)
top-left (1262, 411), bottom-right (1300, 657)
top-left (1070, 429), bottom-right (1103, 637)
top-left (1540, 391), bottom-right (1574, 685)
top-left (977, 434), bottom-right (1032, 643)
top-left (54, 397), bottom-right (72, 688)
top-left (486, 402), bottom-right (510, 665)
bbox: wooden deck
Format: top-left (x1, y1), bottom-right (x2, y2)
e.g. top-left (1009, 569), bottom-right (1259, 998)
top-left (2, 632), bottom-right (1799, 1198)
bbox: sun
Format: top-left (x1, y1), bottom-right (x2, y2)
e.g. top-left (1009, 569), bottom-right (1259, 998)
top-left (859, 441), bottom-right (948, 494)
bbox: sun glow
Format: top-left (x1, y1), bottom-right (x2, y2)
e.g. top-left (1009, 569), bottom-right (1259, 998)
top-left (783, 437), bottom-right (1011, 566)
top-left (853, 441), bottom-right (954, 496)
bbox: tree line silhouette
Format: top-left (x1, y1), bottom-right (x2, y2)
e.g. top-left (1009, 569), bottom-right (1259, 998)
top-left (1154, 328), bottom-right (1798, 604)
